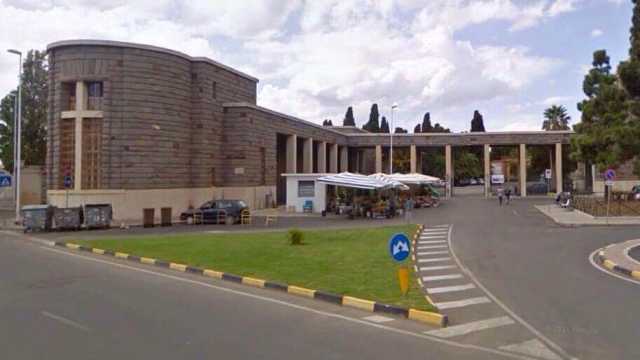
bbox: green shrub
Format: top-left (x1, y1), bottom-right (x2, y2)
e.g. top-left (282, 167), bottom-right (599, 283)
top-left (288, 228), bottom-right (304, 245)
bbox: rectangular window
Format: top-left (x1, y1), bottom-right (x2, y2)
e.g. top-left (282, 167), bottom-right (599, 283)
top-left (63, 82), bottom-right (76, 111)
top-left (212, 81), bottom-right (217, 99)
top-left (82, 118), bottom-right (102, 189)
top-left (87, 82), bottom-right (103, 97)
top-left (58, 119), bottom-right (75, 189)
top-left (260, 147), bottom-right (266, 185)
top-left (298, 181), bottom-right (315, 197)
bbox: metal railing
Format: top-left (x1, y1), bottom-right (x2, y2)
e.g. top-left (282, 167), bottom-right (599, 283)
top-left (573, 195), bottom-right (640, 217)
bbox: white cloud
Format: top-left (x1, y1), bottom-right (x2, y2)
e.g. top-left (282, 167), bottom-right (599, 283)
top-left (540, 96), bottom-right (574, 106)
top-left (547, 0), bottom-right (581, 17)
top-left (591, 28), bottom-right (603, 37)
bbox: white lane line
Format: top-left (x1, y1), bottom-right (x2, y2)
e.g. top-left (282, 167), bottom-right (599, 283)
top-left (362, 315), bottom-right (394, 323)
top-left (425, 316), bottom-right (514, 338)
top-left (418, 240), bottom-right (447, 244)
top-left (447, 226), bottom-right (576, 360)
top-left (41, 311), bottom-right (90, 332)
top-left (426, 283), bottom-right (476, 294)
top-left (588, 248), bottom-right (640, 285)
top-left (417, 257), bottom-right (451, 263)
top-left (422, 274), bottom-right (463, 282)
top-left (433, 296), bottom-right (491, 310)
top-left (416, 250), bottom-right (449, 255)
top-left (417, 245), bottom-right (448, 250)
top-left (500, 339), bottom-right (562, 360)
top-left (419, 265), bottom-right (456, 271)
top-left (40, 246), bottom-right (534, 360)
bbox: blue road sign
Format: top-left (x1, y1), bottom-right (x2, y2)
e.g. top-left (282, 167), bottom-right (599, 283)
top-left (605, 169), bottom-right (616, 181)
top-left (0, 175), bottom-right (11, 187)
top-left (389, 233), bottom-right (410, 262)
top-left (63, 175), bottom-right (73, 189)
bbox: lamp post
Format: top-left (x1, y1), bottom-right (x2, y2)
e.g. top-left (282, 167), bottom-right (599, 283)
top-left (390, 103), bottom-right (398, 174)
top-left (7, 49), bottom-right (22, 224)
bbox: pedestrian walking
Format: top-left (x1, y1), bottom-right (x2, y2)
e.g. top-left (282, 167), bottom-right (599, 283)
top-left (404, 197), bottom-right (414, 224)
top-left (497, 187), bottom-right (504, 206)
top-left (505, 187), bottom-right (512, 205)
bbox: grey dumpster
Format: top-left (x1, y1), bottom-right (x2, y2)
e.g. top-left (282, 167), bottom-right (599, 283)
top-left (84, 204), bottom-right (112, 229)
top-left (21, 205), bottom-right (53, 233)
top-left (53, 207), bottom-right (82, 231)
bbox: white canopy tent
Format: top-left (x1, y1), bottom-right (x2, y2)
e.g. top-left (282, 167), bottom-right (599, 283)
top-left (317, 172), bottom-right (409, 191)
top-left (369, 173), bottom-right (441, 185)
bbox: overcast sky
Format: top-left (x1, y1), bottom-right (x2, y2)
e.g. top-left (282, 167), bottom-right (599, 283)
top-left (0, 0), bottom-right (633, 132)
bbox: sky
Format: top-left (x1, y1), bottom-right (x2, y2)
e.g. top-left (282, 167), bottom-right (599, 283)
top-left (0, 0), bottom-right (634, 132)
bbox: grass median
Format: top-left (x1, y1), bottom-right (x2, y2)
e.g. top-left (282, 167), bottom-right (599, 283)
top-left (75, 224), bottom-right (434, 311)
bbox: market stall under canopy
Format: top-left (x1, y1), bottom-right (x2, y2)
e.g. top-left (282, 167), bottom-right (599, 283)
top-left (317, 172), bottom-right (408, 190)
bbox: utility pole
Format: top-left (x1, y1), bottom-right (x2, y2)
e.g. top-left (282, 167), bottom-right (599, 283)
top-left (390, 103), bottom-right (398, 174)
top-left (8, 49), bottom-right (22, 224)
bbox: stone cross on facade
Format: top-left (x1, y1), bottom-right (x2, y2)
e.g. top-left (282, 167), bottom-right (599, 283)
top-left (59, 81), bottom-right (103, 190)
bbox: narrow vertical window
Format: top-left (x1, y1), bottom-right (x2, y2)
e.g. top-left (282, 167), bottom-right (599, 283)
top-left (212, 81), bottom-right (217, 99)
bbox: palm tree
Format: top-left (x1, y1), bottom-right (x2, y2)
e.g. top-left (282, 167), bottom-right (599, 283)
top-left (542, 105), bottom-right (571, 131)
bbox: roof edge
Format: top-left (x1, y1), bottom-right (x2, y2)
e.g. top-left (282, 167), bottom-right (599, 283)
top-left (46, 39), bottom-right (258, 82)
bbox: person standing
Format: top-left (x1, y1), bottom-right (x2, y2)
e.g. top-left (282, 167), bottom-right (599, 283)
top-left (505, 187), bottom-right (512, 205)
top-left (497, 186), bottom-right (504, 206)
top-left (404, 197), bottom-right (414, 223)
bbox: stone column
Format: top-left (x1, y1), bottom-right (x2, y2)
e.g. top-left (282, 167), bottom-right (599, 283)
top-left (416, 150), bottom-right (422, 174)
top-left (519, 144), bottom-right (527, 197)
top-left (286, 134), bottom-right (297, 173)
top-left (303, 138), bottom-right (313, 173)
top-left (74, 81), bottom-right (87, 191)
top-left (375, 145), bottom-right (382, 173)
top-left (410, 145), bottom-right (417, 173)
top-left (340, 146), bottom-right (349, 172)
top-left (329, 143), bottom-right (338, 173)
top-left (445, 144), bottom-right (452, 198)
top-left (555, 143), bottom-right (563, 193)
top-left (484, 144), bottom-right (491, 197)
top-left (317, 141), bottom-right (327, 173)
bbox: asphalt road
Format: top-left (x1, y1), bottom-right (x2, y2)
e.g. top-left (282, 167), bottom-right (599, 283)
top-left (0, 231), bottom-right (517, 360)
top-left (418, 196), bottom-right (640, 360)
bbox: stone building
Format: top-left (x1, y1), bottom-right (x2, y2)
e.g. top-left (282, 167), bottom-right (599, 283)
top-left (46, 40), bottom-right (575, 222)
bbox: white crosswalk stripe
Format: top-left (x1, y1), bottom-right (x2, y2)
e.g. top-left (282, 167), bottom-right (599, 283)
top-left (419, 265), bottom-right (456, 271)
top-left (421, 232), bottom-right (448, 236)
top-left (426, 283), bottom-right (475, 294)
top-left (418, 240), bottom-right (447, 244)
top-left (417, 244), bottom-right (448, 249)
top-left (499, 339), bottom-right (562, 360)
top-left (420, 236), bottom-right (447, 239)
top-left (422, 274), bottom-right (463, 282)
top-left (431, 224), bottom-right (450, 228)
top-left (416, 256), bottom-right (451, 262)
top-left (416, 250), bottom-right (449, 255)
top-left (425, 316), bottom-right (515, 338)
top-left (433, 296), bottom-right (491, 310)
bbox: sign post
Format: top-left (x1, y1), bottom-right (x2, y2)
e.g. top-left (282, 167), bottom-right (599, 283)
top-left (604, 169), bottom-right (616, 226)
top-left (389, 233), bottom-right (411, 296)
top-left (545, 169), bottom-right (552, 194)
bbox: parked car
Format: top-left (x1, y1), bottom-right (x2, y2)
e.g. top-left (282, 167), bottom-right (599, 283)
top-left (476, 177), bottom-right (484, 185)
top-left (527, 182), bottom-right (548, 195)
top-left (180, 200), bottom-right (249, 225)
top-left (455, 178), bottom-right (471, 186)
top-left (469, 178), bottom-right (478, 185)
top-left (632, 185), bottom-right (640, 200)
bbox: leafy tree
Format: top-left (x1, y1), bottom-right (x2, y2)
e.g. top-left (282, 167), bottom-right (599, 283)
top-left (470, 110), bottom-right (486, 132)
top-left (542, 105), bottom-right (571, 130)
top-left (363, 103), bottom-right (380, 132)
top-left (454, 151), bottom-right (482, 180)
top-left (0, 50), bottom-right (47, 170)
top-left (380, 116), bottom-right (390, 133)
top-left (394, 127), bottom-right (408, 134)
top-left (432, 123), bottom-right (450, 133)
top-left (343, 106), bottom-right (356, 126)
top-left (413, 123), bottom-right (421, 133)
top-left (322, 119), bottom-right (333, 126)
top-left (421, 112), bottom-right (432, 133)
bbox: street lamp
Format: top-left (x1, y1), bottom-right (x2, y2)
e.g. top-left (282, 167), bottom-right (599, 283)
top-left (389, 103), bottom-right (398, 174)
top-left (7, 49), bottom-right (22, 224)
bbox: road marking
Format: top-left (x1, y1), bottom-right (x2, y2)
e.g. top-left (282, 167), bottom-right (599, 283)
top-left (588, 249), bottom-right (640, 285)
top-left (426, 283), bottom-right (476, 294)
top-left (40, 246), bottom-right (534, 360)
top-left (416, 250), bottom-right (449, 255)
top-left (422, 274), bottom-right (463, 282)
top-left (421, 232), bottom-right (448, 236)
top-left (422, 230), bottom-right (449, 234)
top-left (433, 296), bottom-right (491, 310)
top-left (418, 240), bottom-right (447, 244)
top-left (417, 245), bottom-right (448, 250)
top-left (430, 224), bottom-right (451, 228)
top-left (447, 225), bottom-right (576, 360)
top-left (419, 265), bottom-right (456, 271)
top-left (420, 236), bottom-right (447, 240)
top-left (362, 315), bottom-right (394, 323)
top-left (417, 257), bottom-right (451, 263)
top-left (500, 339), bottom-right (562, 360)
top-left (41, 311), bottom-right (90, 332)
top-left (425, 316), bottom-right (514, 338)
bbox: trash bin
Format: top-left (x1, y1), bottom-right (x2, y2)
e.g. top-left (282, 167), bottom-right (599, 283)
top-left (84, 204), bottom-right (113, 229)
top-left (53, 206), bottom-right (82, 231)
top-left (21, 205), bottom-right (53, 233)
top-left (143, 208), bottom-right (155, 228)
top-left (161, 207), bottom-right (172, 227)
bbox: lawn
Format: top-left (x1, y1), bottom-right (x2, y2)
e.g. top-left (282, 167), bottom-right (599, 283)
top-left (75, 225), bottom-right (434, 311)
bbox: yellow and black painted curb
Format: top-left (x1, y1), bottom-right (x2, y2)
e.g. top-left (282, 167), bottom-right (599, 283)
top-left (410, 225), bottom-right (449, 327)
top-left (54, 236), bottom-right (447, 328)
top-left (596, 249), bottom-right (640, 280)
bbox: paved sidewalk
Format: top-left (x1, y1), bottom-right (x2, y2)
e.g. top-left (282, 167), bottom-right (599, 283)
top-left (535, 204), bottom-right (640, 226)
